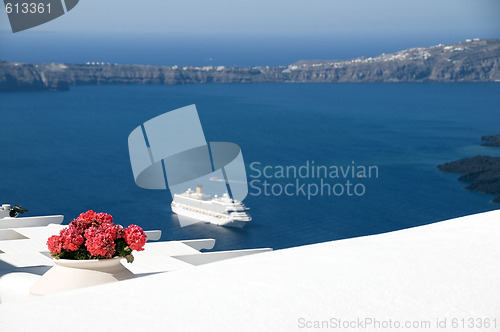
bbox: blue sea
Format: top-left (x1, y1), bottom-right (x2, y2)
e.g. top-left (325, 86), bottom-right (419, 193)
top-left (1, 83), bottom-right (499, 250)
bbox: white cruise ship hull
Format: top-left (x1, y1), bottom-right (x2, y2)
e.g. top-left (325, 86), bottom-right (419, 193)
top-left (171, 204), bottom-right (250, 228)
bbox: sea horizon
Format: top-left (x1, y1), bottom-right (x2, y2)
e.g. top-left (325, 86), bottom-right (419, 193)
top-left (2, 33), bottom-right (498, 67)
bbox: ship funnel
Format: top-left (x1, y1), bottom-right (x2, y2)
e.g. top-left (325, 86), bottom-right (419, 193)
top-left (196, 185), bottom-right (203, 194)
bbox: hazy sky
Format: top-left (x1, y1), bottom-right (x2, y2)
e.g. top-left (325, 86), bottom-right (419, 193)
top-left (0, 0), bottom-right (498, 38)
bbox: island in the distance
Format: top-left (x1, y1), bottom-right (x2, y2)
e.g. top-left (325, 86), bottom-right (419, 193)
top-left (481, 135), bottom-right (500, 147)
top-left (438, 135), bottom-right (500, 204)
top-left (1, 38), bottom-right (500, 92)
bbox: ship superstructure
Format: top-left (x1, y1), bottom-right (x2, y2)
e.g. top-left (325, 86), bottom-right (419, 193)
top-left (171, 186), bottom-right (251, 228)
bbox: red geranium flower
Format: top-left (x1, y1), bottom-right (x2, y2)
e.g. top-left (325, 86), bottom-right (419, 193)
top-left (47, 235), bottom-right (63, 254)
top-left (60, 225), bottom-right (84, 251)
top-left (124, 225), bottom-right (147, 251)
top-left (46, 210), bottom-right (146, 260)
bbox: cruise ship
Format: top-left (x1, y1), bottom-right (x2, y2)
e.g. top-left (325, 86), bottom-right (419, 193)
top-left (171, 186), bottom-right (251, 228)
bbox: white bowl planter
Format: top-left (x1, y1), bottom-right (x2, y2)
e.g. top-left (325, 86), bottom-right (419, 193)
top-left (30, 257), bottom-right (135, 296)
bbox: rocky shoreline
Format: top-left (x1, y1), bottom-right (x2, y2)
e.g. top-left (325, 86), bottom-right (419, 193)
top-left (438, 136), bottom-right (500, 203)
top-left (1, 38), bottom-right (500, 92)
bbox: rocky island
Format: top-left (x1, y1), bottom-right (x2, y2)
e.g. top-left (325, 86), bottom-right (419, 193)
top-left (481, 135), bottom-right (500, 147)
top-left (438, 136), bottom-right (500, 203)
top-left (1, 38), bottom-right (500, 92)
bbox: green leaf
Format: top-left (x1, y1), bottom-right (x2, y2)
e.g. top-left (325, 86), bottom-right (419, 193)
top-left (125, 254), bottom-right (134, 263)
